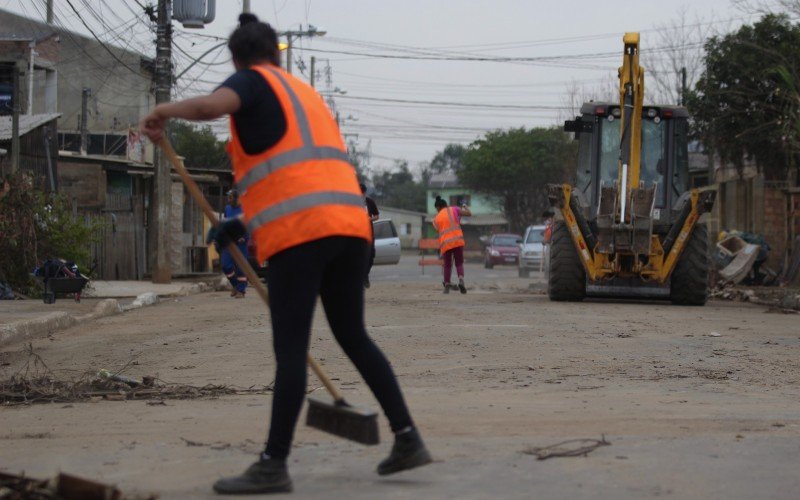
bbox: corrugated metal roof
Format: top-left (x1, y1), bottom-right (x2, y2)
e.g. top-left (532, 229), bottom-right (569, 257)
top-left (428, 171), bottom-right (460, 188)
top-left (0, 113), bottom-right (60, 141)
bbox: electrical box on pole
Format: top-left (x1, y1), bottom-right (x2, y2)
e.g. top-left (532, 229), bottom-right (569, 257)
top-left (172, 0), bottom-right (216, 28)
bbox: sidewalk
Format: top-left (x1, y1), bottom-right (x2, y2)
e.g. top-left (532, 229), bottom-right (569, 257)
top-left (0, 278), bottom-right (221, 347)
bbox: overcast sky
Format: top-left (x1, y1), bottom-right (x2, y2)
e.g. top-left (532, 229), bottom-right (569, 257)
top-left (2, 0), bottom-right (786, 175)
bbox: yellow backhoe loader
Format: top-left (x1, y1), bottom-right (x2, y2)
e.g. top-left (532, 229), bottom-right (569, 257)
top-left (548, 33), bottom-right (716, 304)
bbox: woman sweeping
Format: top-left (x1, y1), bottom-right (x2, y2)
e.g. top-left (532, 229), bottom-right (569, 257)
top-left (140, 14), bottom-right (431, 495)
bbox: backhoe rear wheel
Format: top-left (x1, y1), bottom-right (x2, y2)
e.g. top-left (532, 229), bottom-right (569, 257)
top-left (547, 221), bottom-right (586, 301)
top-left (670, 223), bottom-right (710, 306)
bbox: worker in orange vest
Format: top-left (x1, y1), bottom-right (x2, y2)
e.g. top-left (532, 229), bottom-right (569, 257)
top-left (433, 196), bottom-right (472, 294)
top-left (140, 14), bottom-right (430, 495)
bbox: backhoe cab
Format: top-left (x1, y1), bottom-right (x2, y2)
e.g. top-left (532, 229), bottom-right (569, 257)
top-left (548, 33), bottom-right (716, 304)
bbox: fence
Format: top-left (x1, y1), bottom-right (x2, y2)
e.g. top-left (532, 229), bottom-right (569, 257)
top-left (89, 194), bottom-right (146, 280)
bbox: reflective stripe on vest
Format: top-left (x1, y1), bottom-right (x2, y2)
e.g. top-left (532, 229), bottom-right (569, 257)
top-left (247, 191), bottom-right (365, 233)
top-left (238, 146), bottom-right (350, 192)
top-left (237, 66), bottom-right (351, 194)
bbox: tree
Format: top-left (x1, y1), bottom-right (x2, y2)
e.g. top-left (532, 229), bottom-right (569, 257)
top-left (0, 173), bottom-right (103, 295)
top-left (169, 121), bottom-right (229, 170)
top-left (428, 143), bottom-right (466, 175)
top-left (460, 127), bottom-right (577, 232)
top-left (688, 14), bottom-right (800, 181)
top-left (645, 8), bottom-right (715, 105)
top-left (370, 160), bottom-right (427, 212)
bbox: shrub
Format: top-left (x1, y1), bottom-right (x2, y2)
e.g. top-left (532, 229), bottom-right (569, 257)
top-left (0, 173), bottom-right (104, 296)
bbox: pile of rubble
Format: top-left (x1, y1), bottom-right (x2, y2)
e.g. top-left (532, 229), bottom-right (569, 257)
top-left (710, 284), bottom-right (800, 312)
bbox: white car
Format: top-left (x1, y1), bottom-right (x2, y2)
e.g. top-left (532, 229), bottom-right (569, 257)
top-left (518, 225), bottom-right (547, 277)
top-left (373, 219), bottom-right (401, 265)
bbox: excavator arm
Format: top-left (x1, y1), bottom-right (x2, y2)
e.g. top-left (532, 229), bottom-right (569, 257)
top-left (617, 32), bottom-right (644, 222)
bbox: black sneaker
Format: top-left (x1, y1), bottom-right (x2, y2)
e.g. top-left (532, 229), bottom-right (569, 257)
top-left (458, 279), bottom-right (467, 294)
top-left (213, 457), bottom-right (292, 495)
top-left (364, 277), bottom-right (371, 289)
top-left (442, 282), bottom-right (450, 294)
top-left (377, 428), bottom-right (433, 476)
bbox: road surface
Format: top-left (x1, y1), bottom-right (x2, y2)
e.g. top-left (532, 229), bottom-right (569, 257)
top-left (1, 258), bottom-right (799, 499)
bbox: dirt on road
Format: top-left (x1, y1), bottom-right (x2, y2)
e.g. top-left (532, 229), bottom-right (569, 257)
top-left (1, 267), bottom-right (799, 499)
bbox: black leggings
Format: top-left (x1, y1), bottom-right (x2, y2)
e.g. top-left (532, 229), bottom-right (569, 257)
top-left (264, 236), bottom-right (414, 459)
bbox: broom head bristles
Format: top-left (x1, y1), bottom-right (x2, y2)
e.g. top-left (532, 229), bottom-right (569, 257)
top-left (305, 395), bottom-right (380, 445)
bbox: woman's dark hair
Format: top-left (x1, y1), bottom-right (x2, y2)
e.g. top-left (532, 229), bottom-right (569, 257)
top-left (434, 195), bottom-right (448, 210)
top-left (228, 13), bottom-right (280, 67)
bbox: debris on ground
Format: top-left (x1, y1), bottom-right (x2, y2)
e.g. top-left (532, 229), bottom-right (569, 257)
top-left (180, 437), bottom-right (260, 453)
top-left (522, 436), bottom-right (611, 460)
top-left (0, 345), bottom-right (272, 406)
top-left (0, 281), bottom-right (16, 300)
top-left (714, 231), bottom-right (777, 286)
top-left (710, 283), bottom-right (800, 312)
top-left (0, 471), bottom-right (157, 499)
top-left (715, 235), bottom-right (760, 285)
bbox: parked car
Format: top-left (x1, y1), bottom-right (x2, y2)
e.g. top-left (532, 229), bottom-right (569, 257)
top-left (518, 225), bottom-right (547, 277)
top-left (373, 219), bottom-right (401, 265)
top-left (484, 233), bottom-right (522, 268)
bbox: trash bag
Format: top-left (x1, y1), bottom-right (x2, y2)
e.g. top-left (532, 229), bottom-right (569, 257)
top-left (0, 281), bottom-right (14, 300)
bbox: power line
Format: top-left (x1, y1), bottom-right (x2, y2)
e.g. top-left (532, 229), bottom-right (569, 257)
top-left (63, 0), bottom-right (148, 76)
top-left (321, 94), bottom-right (569, 110)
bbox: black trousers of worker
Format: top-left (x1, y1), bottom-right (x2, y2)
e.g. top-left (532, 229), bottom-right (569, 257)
top-left (365, 224), bottom-right (375, 280)
top-left (264, 236), bottom-right (414, 459)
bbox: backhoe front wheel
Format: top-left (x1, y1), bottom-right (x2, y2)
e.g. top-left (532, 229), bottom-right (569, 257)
top-left (547, 221), bottom-right (586, 301)
top-left (670, 223), bottom-right (710, 306)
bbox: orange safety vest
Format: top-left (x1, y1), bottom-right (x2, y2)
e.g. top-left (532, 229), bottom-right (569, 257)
top-left (227, 65), bottom-right (371, 262)
top-left (433, 207), bottom-right (465, 253)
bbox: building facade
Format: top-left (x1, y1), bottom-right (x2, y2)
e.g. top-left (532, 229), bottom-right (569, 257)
top-left (426, 171), bottom-right (508, 250)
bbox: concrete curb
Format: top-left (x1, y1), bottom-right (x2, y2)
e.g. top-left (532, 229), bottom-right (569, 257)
top-left (0, 280), bottom-right (217, 348)
top-left (0, 312), bottom-right (77, 346)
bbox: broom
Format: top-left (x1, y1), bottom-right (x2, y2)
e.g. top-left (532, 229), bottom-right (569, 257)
top-left (158, 138), bottom-right (379, 446)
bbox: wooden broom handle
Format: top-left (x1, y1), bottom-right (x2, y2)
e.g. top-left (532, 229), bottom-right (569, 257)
top-left (158, 138), bottom-right (345, 402)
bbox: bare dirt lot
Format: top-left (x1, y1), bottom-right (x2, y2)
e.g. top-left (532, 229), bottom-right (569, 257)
top-left (2, 261), bottom-right (799, 499)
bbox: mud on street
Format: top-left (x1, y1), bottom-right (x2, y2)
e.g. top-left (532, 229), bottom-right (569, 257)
top-left (2, 261), bottom-right (800, 499)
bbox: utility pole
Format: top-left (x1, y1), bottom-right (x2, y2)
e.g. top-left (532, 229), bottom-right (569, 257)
top-left (310, 56), bottom-right (316, 88)
top-left (242, 0), bottom-right (250, 13)
top-left (680, 67), bottom-right (687, 106)
top-left (151, 0), bottom-right (173, 283)
top-left (79, 87), bottom-right (90, 155)
top-left (46, 0), bottom-right (53, 24)
top-left (285, 36), bottom-right (293, 74)
top-left (28, 42), bottom-right (36, 114)
top-left (10, 62), bottom-right (21, 173)
top-left (281, 27), bottom-right (326, 74)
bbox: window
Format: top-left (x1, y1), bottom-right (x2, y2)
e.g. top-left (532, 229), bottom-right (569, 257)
top-left (492, 235), bottom-right (519, 246)
top-left (373, 220), bottom-right (397, 239)
top-left (672, 119), bottom-right (690, 197)
top-left (526, 230), bottom-right (545, 243)
top-left (449, 194), bottom-right (471, 207)
top-left (640, 119), bottom-right (665, 204)
top-left (106, 170), bottom-right (132, 195)
top-left (598, 115), bottom-right (666, 206)
top-left (576, 125), bottom-right (593, 194)
top-left (399, 223), bottom-right (411, 235)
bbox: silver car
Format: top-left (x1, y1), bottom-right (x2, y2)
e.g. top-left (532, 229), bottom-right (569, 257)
top-left (373, 219), bottom-right (401, 265)
top-left (518, 225), bottom-right (547, 277)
